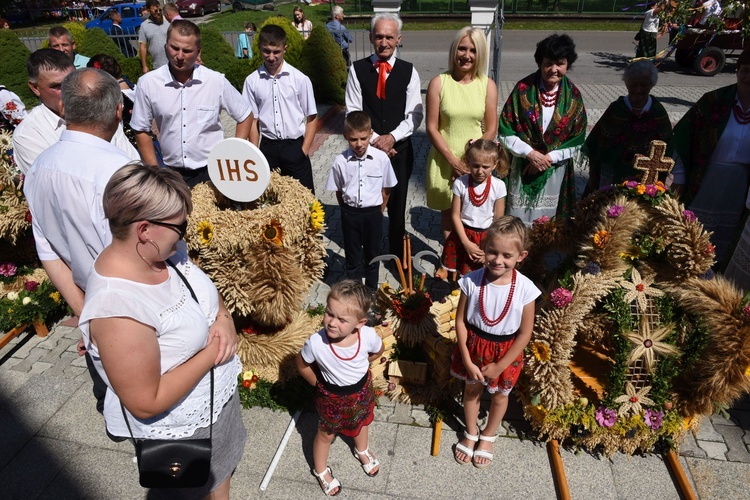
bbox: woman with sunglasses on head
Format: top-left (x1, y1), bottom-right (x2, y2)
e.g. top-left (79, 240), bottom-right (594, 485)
top-left (78, 163), bottom-right (245, 498)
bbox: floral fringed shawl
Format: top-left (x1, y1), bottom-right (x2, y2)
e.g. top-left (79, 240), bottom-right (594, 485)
top-left (499, 71), bottom-right (587, 219)
top-left (583, 96), bottom-right (673, 186)
top-left (672, 84), bottom-right (735, 205)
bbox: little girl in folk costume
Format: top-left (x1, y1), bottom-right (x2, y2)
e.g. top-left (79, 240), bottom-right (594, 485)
top-left (296, 280), bottom-right (385, 496)
top-left (436, 139), bottom-right (509, 280)
top-left (451, 216), bottom-right (541, 468)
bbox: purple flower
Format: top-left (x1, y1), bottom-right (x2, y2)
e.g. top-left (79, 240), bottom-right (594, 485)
top-left (645, 185), bottom-right (657, 196)
top-left (683, 210), bottom-right (696, 222)
top-left (607, 205), bottom-right (624, 218)
top-left (626, 180), bottom-right (639, 189)
top-left (387, 382), bottom-right (396, 391)
top-left (583, 262), bottom-right (601, 275)
top-left (550, 287), bottom-right (573, 308)
top-left (24, 280), bottom-right (39, 292)
top-left (644, 409), bottom-right (664, 430)
top-left (0, 262), bottom-right (17, 277)
top-left (699, 269), bottom-right (715, 281)
top-left (595, 406), bottom-right (617, 428)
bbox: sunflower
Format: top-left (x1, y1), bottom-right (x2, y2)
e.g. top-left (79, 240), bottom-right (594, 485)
top-left (0, 130), bottom-right (12, 153)
top-left (614, 382), bottom-right (655, 416)
top-left (310, 200), bottom-right (325, 231)
top-left (531, 341), bottom-right (551, 362)
top-left (619, 267), bottom-right (663, 313)
top-left (262, 220), bottom-right (284, 246)
top-left (624, 317), bottom-right (680, 373)
top-left (197, 220), bottom-right (214, 246)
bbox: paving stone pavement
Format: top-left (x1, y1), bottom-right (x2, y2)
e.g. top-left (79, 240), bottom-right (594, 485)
top-left (2, 79), bottom-right (750, 497)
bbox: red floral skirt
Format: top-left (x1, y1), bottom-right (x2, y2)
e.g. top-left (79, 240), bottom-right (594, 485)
top-left (314, 370), bottom-right (375, 437)
top-left (450, 327), bottom-right (523, 395)
top-left (441, 226), bottom-right (487, 276)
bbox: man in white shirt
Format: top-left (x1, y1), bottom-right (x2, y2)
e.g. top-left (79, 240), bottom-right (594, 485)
top-left (12, 49), bottom-right (139, 173)
top-left (345, 13), bottom-right (423, 257)
top-left (243, 24), bottom-right (317, 192)
top-left (23, 68), bottom-right (132, 416)
top-left (131, 19), bottom-right (253, 187)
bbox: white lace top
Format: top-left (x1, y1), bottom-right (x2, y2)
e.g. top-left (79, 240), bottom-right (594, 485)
top-left (79, 246), bottom-right (241, 439)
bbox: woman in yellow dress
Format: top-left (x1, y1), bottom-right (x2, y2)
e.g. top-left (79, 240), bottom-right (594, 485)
top-left (425, 26), bottom-right (498, 279)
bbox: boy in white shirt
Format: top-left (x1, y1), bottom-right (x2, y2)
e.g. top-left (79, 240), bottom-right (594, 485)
top-left (326, 111), bottom-right (397, 290)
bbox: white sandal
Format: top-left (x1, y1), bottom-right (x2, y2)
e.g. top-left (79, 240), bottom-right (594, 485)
top-left (354, 447), bottom-right (380, 477)
top-left (453, 430), bottom-right (479, 465)
top-left (473, 434), bottom-right (497, 469)
top-left (312, 466), bottom-right (341, 496)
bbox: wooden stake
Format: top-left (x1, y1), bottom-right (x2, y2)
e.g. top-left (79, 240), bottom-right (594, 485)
top-left (393, 257), bottom-right (409, 293)
top-left (664, 450), bottom-right (697, 500)
top-left (418, 273), bottom-right (426, 292)
top-left (406, 235), bottom-right (413, 294)
top-left (431, 418), bottom-right (442, 456)
top-left (402, 236), bottom-right (408, 271)
top-left (547, 440), bottom-right (571, 500)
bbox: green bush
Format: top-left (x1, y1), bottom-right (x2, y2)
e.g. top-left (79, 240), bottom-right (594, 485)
top-left (0, 30), bottom-right (34, 107)
top-left (76, 27), bottom-right (124, 61)
top-left (200, 27), bottom-right (249, 90)
top-left (300, 25), bottom-right (347, 105)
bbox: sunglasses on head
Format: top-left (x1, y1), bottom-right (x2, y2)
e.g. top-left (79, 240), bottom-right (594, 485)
top-left (148, 220), bottom-right (187, 239)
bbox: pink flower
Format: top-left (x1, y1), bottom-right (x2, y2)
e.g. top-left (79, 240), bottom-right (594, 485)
top-left (25, 281), bottom-right (39, 292)
top-left (595, 406), bottom-right (617, 427)
top-left (644, 409), bottom-right (664, 430)
top-left (0, 262), bottom-right (17, 277)
top-left (550, 287), bottom-right (573, 308)
top-left (533, 215), bottom-right (550, 226)
top-left (683, 210), bottom-right (696, 222)
top-left (607, 205), bottom-right (624, 218)
top-left (626, 180), bottom-right (639, 189)
top-left (387, 382), bottom-right (396, 391)
top-left (645, 184), bottom-right (657, 196)
top-left (518, 82), bottom-right (528, 92)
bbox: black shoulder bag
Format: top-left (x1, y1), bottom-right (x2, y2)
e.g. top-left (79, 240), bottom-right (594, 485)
top-left (120, 259), bottom-right (213, 488)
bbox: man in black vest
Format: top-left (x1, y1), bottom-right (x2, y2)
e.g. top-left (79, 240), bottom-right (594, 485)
top-left (345, 13), bottom-right (423, 257)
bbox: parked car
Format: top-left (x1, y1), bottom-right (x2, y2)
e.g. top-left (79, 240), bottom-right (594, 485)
top-left (85, 2), bottom-right (145, 35)
top-left (232, 0), bottom-right (273, 12)
top-left (176, 0), bottom-right (222, 17)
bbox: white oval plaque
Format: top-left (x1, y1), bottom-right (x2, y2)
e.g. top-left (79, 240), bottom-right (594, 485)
top-left (207, 138), bottom-right (270, 202)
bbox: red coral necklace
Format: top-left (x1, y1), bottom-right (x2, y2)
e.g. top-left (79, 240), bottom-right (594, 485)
top-left (329, 331), bottom-right (361, 361)
top-left (540, 88), bottom-right (559, 107)
top-left (478, 268), bottom-right (517, 327)
top-left (733, 100), bottom-right (750, 125)
top-left (468, 176), bottom-right (492, 207)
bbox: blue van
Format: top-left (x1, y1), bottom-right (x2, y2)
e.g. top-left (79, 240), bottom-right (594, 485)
top-left (86, 2), bottom-right (145, 35)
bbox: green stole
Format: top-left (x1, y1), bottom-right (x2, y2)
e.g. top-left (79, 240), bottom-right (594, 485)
top-left (672, 84), bottom-right (735, 205)
top-left (499, 72), bottom-right (587, 217)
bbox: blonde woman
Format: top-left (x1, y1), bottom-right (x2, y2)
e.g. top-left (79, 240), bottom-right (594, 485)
top-left (79, 163), bottom-right (244, 498)
top-left (426, 27), bottom-right (498, 279)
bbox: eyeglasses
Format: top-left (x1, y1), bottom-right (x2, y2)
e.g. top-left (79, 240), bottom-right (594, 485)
top-left (148, 220), bottom-right (187, 239)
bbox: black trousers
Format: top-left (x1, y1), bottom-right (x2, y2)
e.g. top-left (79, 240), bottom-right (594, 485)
top-left (85, 351), bottom-right (107, 414)
top-left (341, 204), bottom-right (383, 290)
top-left (171, 166), bottom-right (210, 188)
top-left (260, 136), bottom-right (315, 193)
top-left (387, 140), bottom-right (414, 257)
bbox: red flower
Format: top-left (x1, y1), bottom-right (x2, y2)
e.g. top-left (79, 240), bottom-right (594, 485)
top-left (553, 128), bottom-right (561, 136)
top-left (518, 82), bottom-right (528, 92)
top-left (25, 210), bottom-right (32, 222)
top-left (242, 379), bottom-right (252, 388)
top-left (559, 116), bottom-right (569, 127)
top-left (25, 280), bottom-right (39, 292)
top-left (5, 101), bottom-right (16, 111)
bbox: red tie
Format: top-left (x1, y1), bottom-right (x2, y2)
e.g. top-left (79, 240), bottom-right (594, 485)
top-left (375, 59), bottom-right (392, 100)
